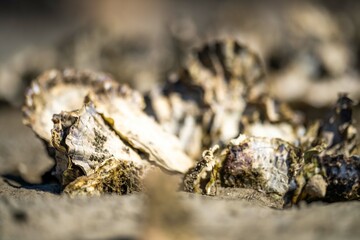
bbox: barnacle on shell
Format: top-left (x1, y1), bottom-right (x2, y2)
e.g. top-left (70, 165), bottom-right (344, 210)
top-left (64, 158), bottom-right (145, 196)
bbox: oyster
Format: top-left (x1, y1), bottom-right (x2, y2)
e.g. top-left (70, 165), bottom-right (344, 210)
top-left (184, 131), bottom-right (360, 206)
top-left (88, 85), bottom-right (194, 173)
top-left (23, 68), bottom-right (194, 194)
top-left (184, 93), bottom-right (360, 205)
top-left (23, 69), bottom-right (116, 146)
top-left (184, 134), bottom-right (303, 205)
top-left (147, 39), bottom-right (265, 159)
top-left (51, 100), bottom-right (150, 186)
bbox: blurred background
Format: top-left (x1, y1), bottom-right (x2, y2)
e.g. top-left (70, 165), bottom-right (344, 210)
top-left (1, 0), bottom-right (360, 106)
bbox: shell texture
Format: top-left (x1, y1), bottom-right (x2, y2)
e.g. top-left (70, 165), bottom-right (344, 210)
top-left (23, 69), bottom-right (194, 194)
top-left (89, 85), bottom-right (194, 173)
top-left (64, 158), bottom-right (145, 196)
top-left (183, 90), bottom-right (359, 207)
top-left (147, 39), bottom-right (266, 159)
top-left (23, 69), bottom-right (116, 144)
top-left (21, 38), bottom-right (359, 203)
top-left (184, 134), bottom-right (303, 201)
top-left (51, 100), bottom-right (150, 186)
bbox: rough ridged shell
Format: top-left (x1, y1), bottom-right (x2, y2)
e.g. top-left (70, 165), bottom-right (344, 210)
top-left (184, 134), bottom-right (302, 200)
top-left (22, 69), bottom-right (119, 145)
top-left (51, 100), bottom-right (150, 185)
top-left (147, 39), bottom-right (265, 159)
top-left (89, 85), bottom-right (194, 173)
top-left (222, 135), bottom-right (302, 197)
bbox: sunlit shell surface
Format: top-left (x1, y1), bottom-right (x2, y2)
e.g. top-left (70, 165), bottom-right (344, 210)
top-left (23, 68), bottom-right (194, 193)
top-left (184, 134), bottom-right (303, 201)
top-left (51, 100), bottom-right (150, 186)
top-left (222, 135), bottom-right (302, 196)
top-left (89, 85), bottom-right (194, 173)
top-left (23, 69), bottom-right (116, 144)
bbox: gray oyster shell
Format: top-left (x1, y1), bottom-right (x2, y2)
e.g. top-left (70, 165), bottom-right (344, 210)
top-left (222, 135), bottom-right (302, 197)
top-left (51, 100), bottom-right (150, 186)
top-left (184, 134), bottom-right (303, 202)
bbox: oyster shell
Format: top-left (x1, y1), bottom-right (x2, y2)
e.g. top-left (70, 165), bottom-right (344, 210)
top-left (49, 82), bottom-right (193, 188)
top-left (184, 134), bottom-right (303, 203)
top-left (147, 39), bottom-right (265, 159)
top-left (89, 85), bottom-right (194, 173)
top-left (23, 69), bottom-right (116, 145)
top-left (23, 68), bottom-right (194, 194)
top-left (51, 100), bottom-right (150, 186)
top-left (184, 129), bottom-right (360, 206)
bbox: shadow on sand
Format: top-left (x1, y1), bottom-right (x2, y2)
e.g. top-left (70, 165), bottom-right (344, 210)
top-left (1, 172), bottom-right (61, 194)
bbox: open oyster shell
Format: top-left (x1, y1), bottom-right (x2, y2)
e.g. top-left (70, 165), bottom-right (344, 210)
top-left (89, 84), bottom-right (193, 173)
top-left (23, 69), bottom-right (116, 145)
top-left (147, 39), bottom-right (265, 159)
top-left (49, 82), bottom-right (193, 188)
